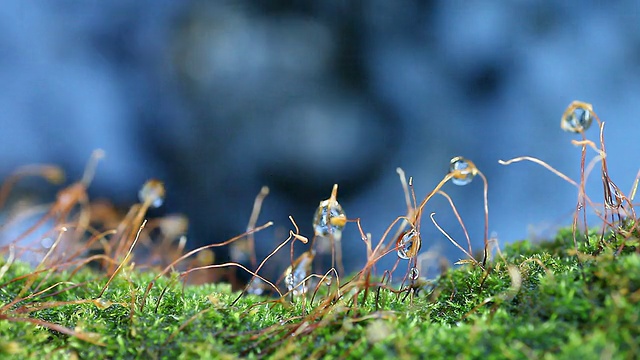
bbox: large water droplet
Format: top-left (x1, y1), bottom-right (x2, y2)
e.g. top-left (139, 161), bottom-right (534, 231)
top-left (561, 104), bottom-right (593, 133)
top-left (449, 156), bottom-right (476, 186)
top-left (396, 229), bottom-right (421, 260)
top-left (313, 185), bottom-right (346, 237)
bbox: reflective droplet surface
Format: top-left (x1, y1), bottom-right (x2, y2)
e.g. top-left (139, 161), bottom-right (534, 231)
top-left (138, 179), bottom-right (165, 208)
top-left (41, 237), bottom-right (53, 249)
top-left (396, 229), bottom-right (421, 260)
top-left (92, 298), bottom-right (114, 309)
top-left (561, 103), bottom-right (593, 133)
top-left (285, 268), bottom-right (308, 296)
top-left (313, 184), bottom-right (346, 237)
top-left (449, 156), bottom-right (476, 186)
top-left (409, 267), bottom-right (420, 281)
top-left (284, 251), bottom-right (314, 297)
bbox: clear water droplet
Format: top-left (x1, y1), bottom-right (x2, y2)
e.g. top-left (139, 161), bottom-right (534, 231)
top-left (41, 237), bottom-right (53, 249)
top-left (284, 251), bottom-right (314, 297)
top-left (561, 105), bottom-right (593, 133)
top-left (138, 179), bottom-right (165, 208)
top-left (313, 189), bottom-right (346, 237)
top-left (285, 268), bottom-right (308, 296)
top-left (409, 267), bottom-right (420, 280)
top-left (396, 229), bottom-right (421, 260)
top-left (449, 156), bottom-right (476, 186)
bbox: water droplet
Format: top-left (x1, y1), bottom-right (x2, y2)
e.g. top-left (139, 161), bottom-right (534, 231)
top-left (561, 103), bottom-right (593, 133)
top-left (396, 229), bottom-right (421, 260)
top-left (284, 251), bottom-right (314, 297)
top-left (285, 268), bottom-right (308, 296)
top-left (449, 156), bottom-right (476, 186)
top-left (409, 267), bottom-right (420, 280)
top-left (603, 179), bottom-right (623, 210)
top-left (138, 179), bottom-right (165, 208)
top-left (313, 184), bottom-right (346, 237)
top-left (41, 237), bottom-right (53, 249)
top-left (92, 298), bottom-right (113, 309)
top-left (324, 276), bottom-right (332, 286)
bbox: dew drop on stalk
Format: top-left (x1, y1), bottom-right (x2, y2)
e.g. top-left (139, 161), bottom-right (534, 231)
top-left (561, 102), bottom-right (593, 133)
top-left (92, 298), bottom-right (114, 309)
top-left (313, 184), bottom-right (347, 237)
top-left (285, 268), bottom-right (308, 296)
top-left (284, 251), bottom-right (314, 297)
top-left (396, 229), bottom-right (421, 260)
top-left (449, 156), bottom-right (476, 186)
top-left (139, 179), bottom-right (165, 208)
top-left (41, 237), bottom-right (53, 249)
top-left (409, 267), bottom-right (420, 281)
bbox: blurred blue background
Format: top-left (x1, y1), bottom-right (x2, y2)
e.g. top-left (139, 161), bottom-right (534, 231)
top-left (1, 1), bottom-right (639, 276)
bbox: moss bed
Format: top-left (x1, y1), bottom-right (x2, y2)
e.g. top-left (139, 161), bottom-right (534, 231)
top-left (1, 224), bottom-right (638, 360)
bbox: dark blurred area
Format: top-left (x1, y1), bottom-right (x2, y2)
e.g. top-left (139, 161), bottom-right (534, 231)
top-left (1, 1), bottom-right (639, 275)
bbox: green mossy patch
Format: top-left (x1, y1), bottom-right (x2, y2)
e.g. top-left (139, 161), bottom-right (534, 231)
top-left (1, 226), bottom-right (639, 359)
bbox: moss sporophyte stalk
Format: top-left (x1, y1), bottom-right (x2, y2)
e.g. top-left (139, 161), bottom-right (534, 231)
top-left (0, 101), bottom-right (639, 359)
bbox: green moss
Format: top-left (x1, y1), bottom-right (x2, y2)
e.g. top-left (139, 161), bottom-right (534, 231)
top-left (1, 225), bottom-right (639, 359)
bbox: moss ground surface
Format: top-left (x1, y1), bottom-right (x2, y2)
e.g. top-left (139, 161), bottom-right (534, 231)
top-left (1, 225), bottom-right (639, 359)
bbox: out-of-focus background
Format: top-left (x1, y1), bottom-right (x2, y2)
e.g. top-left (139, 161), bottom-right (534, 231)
top-left (1, 1), bottom-right (639, 276)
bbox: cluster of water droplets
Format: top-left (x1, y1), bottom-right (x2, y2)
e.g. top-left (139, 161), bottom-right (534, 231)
top-left (449, 156), bottom-right (476, 186)
top-left (561, 103), bottom-right (593, 133)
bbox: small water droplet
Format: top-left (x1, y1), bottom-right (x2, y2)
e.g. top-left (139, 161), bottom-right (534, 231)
top-left (138, 179), bottom-right (165, 208)
top-left (561, 104), bottom-right (593, 133)
top-left (285, 268), bottom-right (308, 296)
top-left (41, 237), bottom-right (53, 249)
top-left (449, 156), bottom-right (476, 186)
top-left (92, 298), bottom-right (113, 309)
top-left (409, 267), bottom-right (419, 280)
top-left (396, 229), bottom-right (421, 259)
